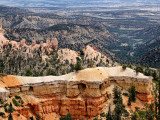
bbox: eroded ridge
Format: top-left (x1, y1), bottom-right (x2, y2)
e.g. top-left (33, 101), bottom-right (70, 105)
top-left (0, 66), bottom-right (152, 119)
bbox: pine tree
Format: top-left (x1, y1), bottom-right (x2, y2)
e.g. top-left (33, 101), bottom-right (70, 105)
top-left (8, 103), bottom-right (15, 113)
top-left (128, 96), bottom-right (131, 106)
top-left (25, 69), bottom-right (33, 76)
top-left (74, 61), bottom-right (83, 71)
top-left (8, 113), bottom-right (13, 120)
top-left (113, 86), bottom-right (126, 120)
top-left (129, 83), bottom-right (136, 102)
top-left (135, 65), bottom-right (143, 74)
top-left (106, 105), bottom-right (113, 120)
top-left (113, 86), bottom-right (123, 104)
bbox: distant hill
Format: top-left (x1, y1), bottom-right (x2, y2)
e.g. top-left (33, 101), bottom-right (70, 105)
top-left (0, 0), bottom-right (159, 8)
top-left (140, 47), bottom-right (160, 67)
top-left (133, 25), bottom-right (160, 67)
top-left (4, 23), bottom-right (119, 59)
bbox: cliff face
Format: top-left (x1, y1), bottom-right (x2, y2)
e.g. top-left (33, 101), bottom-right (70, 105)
top-left (109, 76), bottom-right (152, 101)
top-left (0, 67), bottom-right (153, 120)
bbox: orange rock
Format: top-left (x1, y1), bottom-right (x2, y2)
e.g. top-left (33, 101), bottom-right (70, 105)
top-left (136, 93), bottom-right (153, 102)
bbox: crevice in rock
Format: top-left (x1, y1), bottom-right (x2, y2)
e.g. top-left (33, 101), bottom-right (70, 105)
top-left (78, 83), bottom-right (86, 93)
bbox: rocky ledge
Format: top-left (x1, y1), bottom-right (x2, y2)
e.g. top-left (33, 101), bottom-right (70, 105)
top-left (0, 66), bottom-right (153, 119)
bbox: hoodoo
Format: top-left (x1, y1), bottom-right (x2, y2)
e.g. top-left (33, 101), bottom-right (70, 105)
top-left (0, 66), bottom-right (152, 120)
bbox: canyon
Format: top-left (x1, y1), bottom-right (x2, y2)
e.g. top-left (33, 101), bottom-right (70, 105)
top-left (0, 66), bottom-right (153, 120)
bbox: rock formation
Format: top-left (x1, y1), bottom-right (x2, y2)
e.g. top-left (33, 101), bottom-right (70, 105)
top-left (0, 67), bottom-right (153, 120)
top-left (0, 22), bottom-right (2, 30)
top-left (0, 28), bottom-right (58, 53)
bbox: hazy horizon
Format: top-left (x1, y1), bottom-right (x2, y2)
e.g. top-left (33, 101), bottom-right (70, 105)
top-left (0, 0), bottom-right (160, 8)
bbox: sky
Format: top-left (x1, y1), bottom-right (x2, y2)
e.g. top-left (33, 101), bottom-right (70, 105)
top-left (0, 0), bottom-right (160, 8)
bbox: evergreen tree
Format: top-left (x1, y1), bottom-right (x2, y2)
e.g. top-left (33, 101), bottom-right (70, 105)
top-left (8, 103), bottom-right (15, 113)
top-left (112, 86), bottom-right (126, 120)
top-left (8, 113), bottom-right (13, 120)
top-left (74, 61), bottom-right (83, 71)
top-left (127, 96), bottom-right (131, 106)
top-left (113, 86), bottom-right (123, 104)
top-left (106, 105), bottom-right (113, 120)
top-left (122, 64), bottom-right (127, 70)
top-left (152, 71), bottom-right (158, 81)
top-left (25, 69), bottom-right (33, 76)
top-left (135, 65), bottom-right (143, 74)
top-left (129, 83), bottom-right (136, 102)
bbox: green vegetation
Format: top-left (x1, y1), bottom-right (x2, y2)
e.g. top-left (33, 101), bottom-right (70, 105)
top-left (15, 95), bottom-right (21, 99)
top-left (29, 116), bottom-right (34, 120)
top-left (36, 114), bottom-right (41, 120)
top-left (106, 105), bottom-right (113, 120)
top-left (8, 113), bottom-right (13, 120)
top-left (131, 112), bottom-right (138, 120)
top-left (25, 69), bottom-right (33, 76)
top-left (60, 113), bottom-right (72, 120)
top-left (100, 112), bottom-right (105, 117)
top-left (74, 59), bottom-right (83, 71)
top-left (0, 112), bottom-right (5, 117)
top-left (135, 65), bottom-right (143, 74)
top-left (129, 83), bottom-right (136, 102)
top-left (122, 64), bottom-right (127, 70)
top-left (112, 86), bottom-right (128, 119)
top-left (8, 103), bottom-right (15, 113)
top-left (12, 98), bottom-right (20, 106)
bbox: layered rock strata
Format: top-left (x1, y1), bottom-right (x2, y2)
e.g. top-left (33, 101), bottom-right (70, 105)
top-left (0, 24), bottom-right (58, 52)
top-left (0, 67), bottom-right (152, 119)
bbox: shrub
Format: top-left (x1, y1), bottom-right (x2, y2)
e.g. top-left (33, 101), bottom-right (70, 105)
top-left (131, 112), bottom-right (138, 120)
top-left (19, 99), bottom-right (24, 104)
top-left (8, 103), bottom-right (15, 113)
top-left (138, 111), bottom-right (145, 118)
top-left (15, 95), bottom-right (21, 99)
top-left (36, 114), bottom-right (41, 120)
top-left (4, 103), bottom-right (9, 112)
top-left (122, 64), bottom-right (127, 70)
top-left (123, 110), bottom-right (129, 117)
top-left (25, 69), bottom-right (33, 76)
top-left (60, 113), bottom-right (72, 120)
top-left (93, 118), bottom-right (98, 120)
top-left (30, 116), bottom-right (34, 120)
top-left (74, 61), bottom-right (83, 71)
top-left (135, 106), bottom-right (140, 111)
top-left (0, 112), bottom-right (5, 116)
top-left (0, 105), bottom-right (3, 108)
top-left (100, 112), bottom-right (106, 117)
top-left (12, 98), bottom-right (20, 106)
top-left (123, 92), bottom-right (129, 97)
top-left (135, 65), bottom-right (143, 74)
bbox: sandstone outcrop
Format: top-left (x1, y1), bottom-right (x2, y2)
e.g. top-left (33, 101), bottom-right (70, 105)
top-left (0, 67), bottom-right (153, 119)
top-left (0, 22), bottom-right (2, 30)
top-left (0, 27), bottom-right (58, 54)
